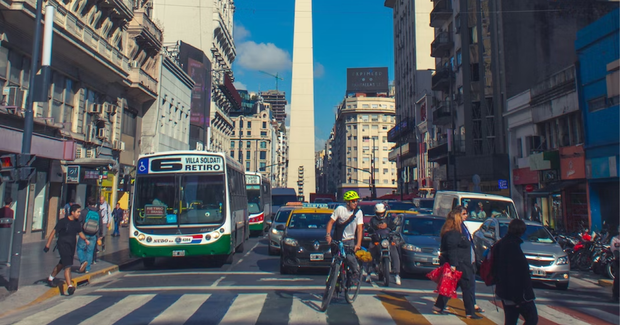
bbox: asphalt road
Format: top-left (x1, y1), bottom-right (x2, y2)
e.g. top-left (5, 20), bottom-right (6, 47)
top-left (1, 236), bottom-right (618, 325)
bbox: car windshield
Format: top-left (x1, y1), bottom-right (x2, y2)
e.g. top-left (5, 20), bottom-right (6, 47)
top-left (274, 209), bottom-right (293, 223)
top-left (134, 174), bottom-right (226, 226)
top-left (272, 195), bottom-right (297, 206)
top-left (247, 189), bottom-right (262, 214)
top-left (461, 198), bottom-right (517, 221)
top-left (402, 218), bottom-right (444, 236)
top-left (288, 213), bottom-right (332, 229)
top-left (418, 200), bottom-right (434, 209)
top-left (499, 224), bottom-right (556, 243)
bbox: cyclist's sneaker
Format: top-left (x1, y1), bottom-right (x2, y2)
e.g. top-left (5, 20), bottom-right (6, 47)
top-left (365, 274), bottom-right (372, 283)
top-left (395, 274), bottom-right (401, 285)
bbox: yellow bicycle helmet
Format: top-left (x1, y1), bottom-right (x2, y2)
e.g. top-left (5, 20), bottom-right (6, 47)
top-left (343, 190), bottom-right (360, 201)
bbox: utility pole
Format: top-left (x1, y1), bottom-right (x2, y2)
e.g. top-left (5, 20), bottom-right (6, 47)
top-left (8, 0), bottom-right (52, 291)
top-left (238, 116), bottom-right (243, 165)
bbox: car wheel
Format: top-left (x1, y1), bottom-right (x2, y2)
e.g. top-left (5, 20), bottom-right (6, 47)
top-left (556, 282), bottom-right (569, 290)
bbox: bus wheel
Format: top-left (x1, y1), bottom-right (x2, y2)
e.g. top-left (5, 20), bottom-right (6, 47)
top-left (143, 258), bottom-right (155, 268)
top-left (235, 242), bottom-right (245, 253)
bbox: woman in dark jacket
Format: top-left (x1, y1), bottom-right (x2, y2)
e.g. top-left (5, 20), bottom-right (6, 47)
top-left (433, 206), bottom-right (480, 319)
top-left (493, 219), bottom-right (538, 325)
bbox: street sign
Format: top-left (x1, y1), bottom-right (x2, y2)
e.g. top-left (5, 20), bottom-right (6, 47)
top-left (66, 165), bottom-right (80, 183)
top-left (498, 179), bottom-right (508, 189)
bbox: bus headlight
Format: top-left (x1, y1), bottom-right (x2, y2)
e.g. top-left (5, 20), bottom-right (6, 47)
top-left (134, 231), bottom-right (139, 236)
top-left (146, 236), bottom-right (152, 243)
top-left (284, 238), bottom-right (298, 246)
top-left (219, 228), bottom-right (225, 233)
top-left (205, 234), bottom-right (211, 241)
top-left (213, 232), bottom-right (221, 239)
top-left (137, 234), bottom-right (146, 241)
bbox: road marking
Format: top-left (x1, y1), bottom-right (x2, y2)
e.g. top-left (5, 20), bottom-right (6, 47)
top-left (219, 293), bottom-right (266, 325)
top-left (473, 300), bottom-right (504, 325)
top-left (353, 294), bottom-right (397, 325)
top-left (258, 278), bottom-right (313, 282)
top-left (377, 293), bottom-right (432, 325)
top-left (14, 296), bottom-right (100, 325)
top-left (148, 294), bottom-right (210, 325)
top-left (289, 294), bottom-right (326, 324)
top-left (577, 307), bottom-right (619, 325)
top-left (544, 305), bottom-right (612, 325)
top-left (446, 298), bottom-right (496, 325)
top-left (409, 296), bottom-right (467, 324)
top-left (244, 241), bottom-right (261, 257)
top-left (211, 276), bottom-right (226, 287)
top-left (124, 271), bottom-right (277, 277)
top-left (79, 294), bottom-right (156, 325)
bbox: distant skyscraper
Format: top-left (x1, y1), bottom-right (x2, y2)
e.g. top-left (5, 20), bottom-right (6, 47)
top-left (261, 90), bottom-right (287, 125)
top-left (287, 0), bottom-right (316, 200)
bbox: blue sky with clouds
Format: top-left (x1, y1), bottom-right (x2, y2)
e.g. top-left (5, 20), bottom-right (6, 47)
top-left (232, 0), bottom-right (394, 150)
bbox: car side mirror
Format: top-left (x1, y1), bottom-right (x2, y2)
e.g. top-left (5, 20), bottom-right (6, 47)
top-left (276, 224), bottom-right (285, 231)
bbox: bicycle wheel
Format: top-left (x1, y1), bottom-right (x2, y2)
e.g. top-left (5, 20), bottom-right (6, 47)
top-left (345, 265), bottom-right (361, 304)
top-left (321, 259), bottom-right (341, 312)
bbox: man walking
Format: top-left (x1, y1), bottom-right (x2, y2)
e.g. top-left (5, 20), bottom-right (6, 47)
top-left (531, 203), bottom-right (541, 223)
top-left (44, 204), bottom-right (89, 295)
top-left (112, 203), bottom-right (124, 237)
top-left (77, 197), bottom-right (102, 273)
top-left (99, 196), bottom-right (112, 251)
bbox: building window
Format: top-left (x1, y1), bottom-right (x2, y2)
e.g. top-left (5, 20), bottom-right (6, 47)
top-left (122, 109), bottom-right (137, 137)
top-left (517, 138), bottom-right (523, 158)
top-left (353, 146), bottom-right (357, 151)
top-left (456, 49), bottom-right (462, 66)
top-left (383, 168), bottom-right (388, 174)
top-left (261, 131), bottom-right (267, 136)
top-left (260, 151), bottom-right (267, 160)
top-left (362, 146), bottom-right (369, 151)
top-left (232, 121), bottom-right (235, 128)
top-left (362, 104), bottom-right (370, 108)
top-left (372, 125), bottom-right (378, 130)
top-left (246, 161), bottom-right (250, 171)
top-left (246, 141), bottom-right (251, 148)
top-left (383, 136), bottom-right (387, 143)
top-left (246, 151), bottom-right (251, 160)
top-left (362, 157), bottom-right (369, 164)
top-left (232, 131), bottom-right (235, 136)
top-left (383, 158), bottom-right (388, 164)
top-left (247, 121), bottom-right (251, 128)
top-left (372, 105), bottom-right (378, 109)
top-left (371, 115), bottom-right (378, 121)
top-left (383, 146), bottom-right (388, 151)
top-left (260, 141), bottom-right (267, 148)
top-left (260, 162), bottom-right (266, 170)
top-left (353, 125), bottom-right (357, 129)
top-left (231, 142), bottom-right (235, 148)
top-left (471, 64), bottom-right (480, 81)
top-left (262, 122), bottom-right (267, 128)
top-left (231, 151), bottom-right (235, 158)
top-left (382, 115), bottom-right (387, 122)
top-left (361, 115), bottom-right (369, 121)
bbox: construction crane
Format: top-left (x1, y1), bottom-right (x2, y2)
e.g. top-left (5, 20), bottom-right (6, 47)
top-left (259, 70), bottom-right (284, 92)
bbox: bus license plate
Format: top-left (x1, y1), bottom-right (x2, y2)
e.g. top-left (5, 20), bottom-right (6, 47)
top-left (532, 268), bottom-right (546, 277)
top-left (432, 258), bottom-right (440, 265)
top-left (310, 253), bottom-right (324, 261)
top-left (172, 250), bottom-right (185, 257)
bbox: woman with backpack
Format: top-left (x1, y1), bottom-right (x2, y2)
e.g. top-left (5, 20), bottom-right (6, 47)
top-left (433, 206), bottom-right (481, 319)
top-left (77, 197), bottom-right (103, 273)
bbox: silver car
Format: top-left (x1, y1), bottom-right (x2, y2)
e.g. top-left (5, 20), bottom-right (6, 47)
top-left (473, 219), bottom-right (570, 290)
top-left (268, 207), bottom-right (297, 255)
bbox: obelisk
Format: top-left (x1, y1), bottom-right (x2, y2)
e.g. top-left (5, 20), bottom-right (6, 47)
top-left (287, 0), bottom-right (316, 201)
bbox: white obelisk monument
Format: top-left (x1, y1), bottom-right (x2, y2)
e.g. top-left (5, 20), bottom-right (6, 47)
top-left (287, 0), bottom-right (316, 201)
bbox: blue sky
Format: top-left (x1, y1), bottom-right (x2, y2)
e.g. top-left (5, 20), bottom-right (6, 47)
top-left (232, 0), bottom-right (395, 150)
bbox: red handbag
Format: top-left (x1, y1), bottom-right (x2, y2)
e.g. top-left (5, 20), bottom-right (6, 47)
top-left (427, 263), bottom-right (463, 298)
top-left (426, 262), bottom-right (449, 283)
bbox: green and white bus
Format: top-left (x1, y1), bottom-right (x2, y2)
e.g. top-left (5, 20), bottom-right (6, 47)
top-left (245, 172), bottom-right (272, 236)
top-left (130, 151), bottom-right (248, 266)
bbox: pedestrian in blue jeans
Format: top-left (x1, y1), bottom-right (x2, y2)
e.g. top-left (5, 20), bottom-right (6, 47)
top-left (112, 203), bottom-right (123, 237)
top-left (77, 197), bottom-right (102, 273)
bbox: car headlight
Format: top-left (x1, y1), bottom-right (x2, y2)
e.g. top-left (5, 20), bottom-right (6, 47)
top-left (402, 244), bottom-right (422, 252)
top-left (556, 256), bottom-right (569, 265)
top-left (381, 239), bottom-right (390, 248)
top-left (283, 238), bottom-right (298, 246)
top-left (271, 228), bottom-right (281, 235)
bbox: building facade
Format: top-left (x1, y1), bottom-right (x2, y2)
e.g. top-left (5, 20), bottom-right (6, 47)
top-left (329, 95), bottom-right (397, 199)
top-left (576, 9), bottom-right (619, 232)
top-left (231, 108), bottom-right (277, 179)
top-left (261, 90), bottom-right (287, 126)
top-left (0, 0), bottom-right (161, 242)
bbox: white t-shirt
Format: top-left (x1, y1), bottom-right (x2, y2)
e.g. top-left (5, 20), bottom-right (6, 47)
top-left (330, 206), bottom-right (364, 241)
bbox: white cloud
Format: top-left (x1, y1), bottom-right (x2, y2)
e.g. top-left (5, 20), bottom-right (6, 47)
top-left (315, 137), bottom-right (326, 152)
top-left (236, 41), bottom-right (292, 72)
top-left (314, 62), bottom-right (325, 78)
top-left (234, 24), bottom-right (250, 41)
top-left (233, 81), bottom-right (247, 90)
top-left (285, 104), bottom-right (291, 127)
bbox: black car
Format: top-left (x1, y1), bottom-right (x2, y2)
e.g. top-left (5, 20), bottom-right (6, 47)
top-left (278, 208), bottom-right (334, 274)
top-left (400, 214), bottom-right (444, 274)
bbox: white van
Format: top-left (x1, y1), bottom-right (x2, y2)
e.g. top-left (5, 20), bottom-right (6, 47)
top-left (432, 191), bottom-right (519, 235)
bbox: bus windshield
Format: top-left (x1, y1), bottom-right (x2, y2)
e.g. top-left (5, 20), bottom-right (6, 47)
top-left (134, 174), bottom-right (226, 226)
top-left (247, 189), bottom-right (262, 214)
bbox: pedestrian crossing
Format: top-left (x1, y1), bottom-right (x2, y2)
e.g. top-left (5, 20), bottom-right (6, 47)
top-left (1, 292), bottom-right (618, 325)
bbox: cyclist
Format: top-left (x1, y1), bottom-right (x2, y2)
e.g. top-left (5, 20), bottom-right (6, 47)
top-left (326, 190), bottom-right (364, 286)
top-left (367, 203), bottom-right (402, 285)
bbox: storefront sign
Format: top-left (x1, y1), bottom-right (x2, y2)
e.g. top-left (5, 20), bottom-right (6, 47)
top-left (560, 146), bottom-right (585, 180)
top-left (525, 184), bottom-right (536, 192)
top-left (529, 151), bottom-right (560, 171)
top-left (137, 155), bottom-right (224, 174)
top-left (512, 167), bottom-right (539, 185)
top-left (66, 166), bottom-right (80, 183)
top-left (586, 156), bottom-right (618, 179)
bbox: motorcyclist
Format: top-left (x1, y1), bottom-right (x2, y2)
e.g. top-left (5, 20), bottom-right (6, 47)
top-left (367, 203), bottom-right (402, 285)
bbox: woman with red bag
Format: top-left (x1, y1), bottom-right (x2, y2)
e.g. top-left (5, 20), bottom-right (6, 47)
top-left (433, 206), bottom-right (482, 319)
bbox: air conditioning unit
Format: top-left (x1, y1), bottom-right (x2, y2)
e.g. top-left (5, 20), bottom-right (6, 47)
top-left (88, 103), bottom-right (102, 114)
top-left (75, 148), bottom-right (84, 159)
top-left (113, 140), bottom-right (126, 151)
top-left (86, 149), bottom-right (96, 158)
top-left (86, 125), bottom-right (96, 142)
top-left (97, 128), bottom-right (107, 140)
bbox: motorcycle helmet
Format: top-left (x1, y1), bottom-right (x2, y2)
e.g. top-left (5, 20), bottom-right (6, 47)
top-left (375, 203), bottom-right (387, 219)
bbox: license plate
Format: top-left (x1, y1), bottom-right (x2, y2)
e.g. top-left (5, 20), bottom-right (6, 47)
top-left (310, 253), bottom-right (324, 261)
top-left (532, 268), bottom-right (546, 277)
top-left (172, 250), bottom-right (185, 257)
top-left (432, 258), bottom-right (440, 265)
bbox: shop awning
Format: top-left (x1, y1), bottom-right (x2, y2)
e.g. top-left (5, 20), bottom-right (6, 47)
top-left (526, 180), bottom-right (583, 197)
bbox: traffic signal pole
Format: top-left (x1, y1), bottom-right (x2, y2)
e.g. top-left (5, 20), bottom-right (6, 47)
top-left (8, 0), bottom-right (53, 291)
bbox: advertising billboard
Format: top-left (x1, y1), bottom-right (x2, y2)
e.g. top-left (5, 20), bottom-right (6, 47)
top-left (178, 42), bottom-right (212, 128)
top-left (346, 67), bottom-right (389, 93)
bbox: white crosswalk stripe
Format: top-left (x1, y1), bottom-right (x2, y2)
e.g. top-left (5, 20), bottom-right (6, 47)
top-left (2, 292), bottom-right (617, 325)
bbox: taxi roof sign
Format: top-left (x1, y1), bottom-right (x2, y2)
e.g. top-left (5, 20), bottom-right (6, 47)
top-left (302, 203), bottom-right (329, 208)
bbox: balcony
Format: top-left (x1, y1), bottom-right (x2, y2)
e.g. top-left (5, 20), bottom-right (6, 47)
top-left (431, 68), bottom-right (454, 92)
top-left (127, 67), bottom-right (158, 102)
top-left (428, 138), bottom-right (448, 163)
top-left (431, 32), bottom-right (452, 58)
top-left (430, 0), bottom-right (453, 28)
top-left (432, 102), bottom-right (452, 126)
top-left (99, 0), bottom-right (135, 22)
top-left (213, 12), bottom-right (236, 64)
top-left (128, 10), bottom-right (162, 51)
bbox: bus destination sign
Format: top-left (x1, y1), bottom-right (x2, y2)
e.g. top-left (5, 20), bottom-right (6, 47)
top-left (138, 155), bottom-right (224, 174)
top-left (246, 174), bottom-right (261, 185)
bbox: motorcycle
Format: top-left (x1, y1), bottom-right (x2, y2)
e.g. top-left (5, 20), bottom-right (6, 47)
top-left (370, 230), bottom-right (400, 287)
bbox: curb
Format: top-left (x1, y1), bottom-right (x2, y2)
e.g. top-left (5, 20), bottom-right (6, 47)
top-left (599, 279), bottom-right (613, 287)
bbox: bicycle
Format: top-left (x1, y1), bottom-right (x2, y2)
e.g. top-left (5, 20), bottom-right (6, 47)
top-left (320, 240), bottom-right (362, 312)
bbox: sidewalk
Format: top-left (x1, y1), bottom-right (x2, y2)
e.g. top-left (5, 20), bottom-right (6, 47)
top-left (0, 226), bottom-right (139, 315)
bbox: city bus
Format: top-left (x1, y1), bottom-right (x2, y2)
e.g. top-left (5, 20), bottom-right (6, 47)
top-left (245, 172), bottom-right (272, 236)
top-left (129, 151), bottom-right (248, 267)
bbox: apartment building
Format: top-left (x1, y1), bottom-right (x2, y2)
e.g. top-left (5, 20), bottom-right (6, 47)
top-left (230, 107), bottom-right (278, 179)
top-left (262, 90), bottom-right (287, 127)
top-left (0, 0), bottom-right (162, 241)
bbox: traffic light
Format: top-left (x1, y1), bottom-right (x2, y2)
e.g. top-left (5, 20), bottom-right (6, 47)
top-left (0, 154), bottom-right (17, 182)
